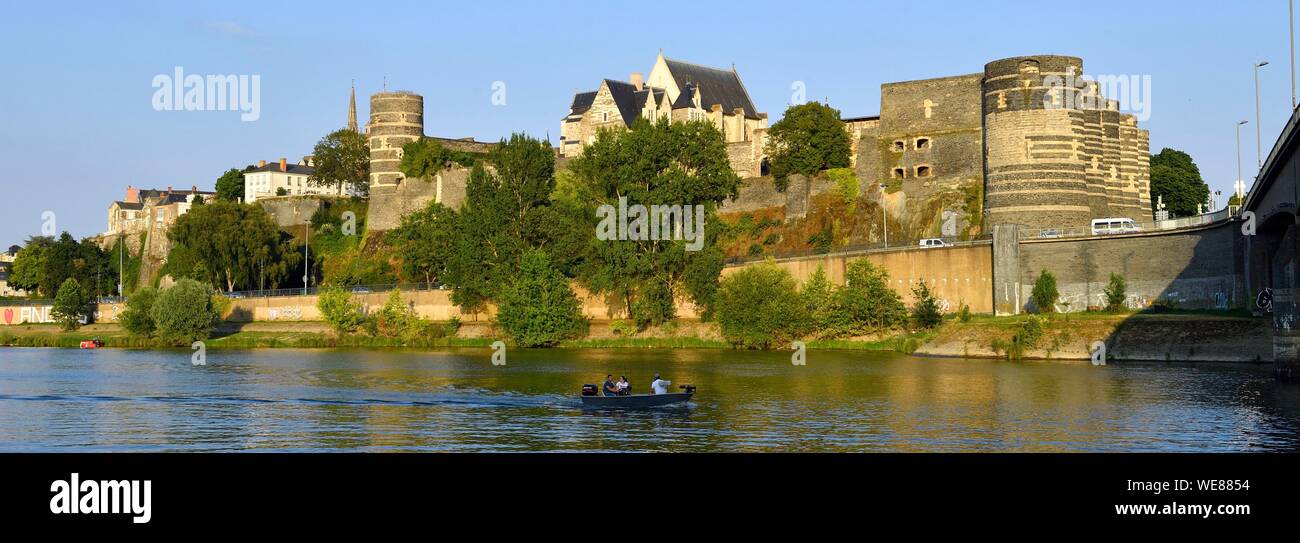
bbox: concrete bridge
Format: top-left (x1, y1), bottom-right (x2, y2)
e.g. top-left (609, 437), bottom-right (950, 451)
top-left (1244, 104), bottom-right (1300, 377)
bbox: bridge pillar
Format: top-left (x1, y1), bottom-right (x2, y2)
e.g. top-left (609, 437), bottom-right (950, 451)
top-left (1273, 224), bottom-right (1300, 380)
top-left (992, 224), bottom-right (1021, 315)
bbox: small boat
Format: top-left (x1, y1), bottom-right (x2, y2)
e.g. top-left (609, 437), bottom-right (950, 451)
top-left (579, 384), bottom-right (695, 409)
top-left (79, 339), bottom-right (104, 349)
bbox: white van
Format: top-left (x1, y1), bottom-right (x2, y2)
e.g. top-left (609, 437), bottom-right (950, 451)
top-left (918, 238), bottom-right (952, 248)
top-left (1090, 218), bottom-right (1140, 235)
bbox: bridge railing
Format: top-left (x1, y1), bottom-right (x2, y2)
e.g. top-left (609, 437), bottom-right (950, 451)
top-left (724, 237), bottom-right (993, 265)
top-left (1017, 209), bottom-right (1234, 241)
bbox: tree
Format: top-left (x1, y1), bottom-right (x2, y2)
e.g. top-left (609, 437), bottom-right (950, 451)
top-left (715, 262), bottom-right (809, 349)
top-left (166, 200), bottom-right (294, 292)
top-left (371, 289), bottom-right (414, 338)
top-left (1031, 269), bottom-right (1059, 314)
top-left (387, 201), bottom-right (457, 284)
top-left (1104, 272), bottom-right (1127, 312)
top-left (495, 250), bottom-right (586, 347)
top-left (51, 278), bottom-right (87, 331)
top-left (119, 287), bottom-right (160, 336)
top-left (317, 286), bottom-right (365, 334)
top-left (910, 280), bottom-right (943, 329)
top-left (800, 265), bottom-right (835, 333)
top-left (7, 236), bottom-right (52, 295)
top-left (1150, 148), bottom-right (1209, 217)
top-left (764, 101), bottom-right (852, 191)
top-left (150, 279), bottom-right (219, 344)
top-left (569, 118), bottom-right (740, 328)
top-left (827, 259), bottom-right (906, 334)
top-left (310, 129), bottom-right (370, 197)
top-left (214, 168), bottom-right (245, 202)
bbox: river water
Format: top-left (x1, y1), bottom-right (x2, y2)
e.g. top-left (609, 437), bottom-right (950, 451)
top-left (0, 347), bottom-right (1296, 452)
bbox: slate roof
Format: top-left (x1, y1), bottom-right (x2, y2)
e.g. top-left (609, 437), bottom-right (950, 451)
top-left (567, 91), bottom-right (597, 117)
top-left (246, 162), bottom-right (316, 175)
top-left (662, 57), bottom-right (760, 118)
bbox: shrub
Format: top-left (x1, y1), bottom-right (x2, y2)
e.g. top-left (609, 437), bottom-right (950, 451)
top-left (715, 263), bottom-right (809, 349)
top-left (51, 278), bottom-right (88, 331)
top-left (957, 300), bottom-right (972, 323)
top-left (826, 259), bottom-right (906, 336)
top-left (372, 289), bottom-right (414, 338)
top-left (317, 286), bottom-right (366, 334)
top-left (150, 278), bottom-right (219, 344)
top-left (910, 280), bottom-right (943, 329)
top-left (609, 319), bottom-right (637, 336)
top-left (992, 316), bottom-right (1046, 360)
top-left (1104, 273), bottom-right (1127, 312)
top-left (631, 281), bottom-right (675, 329)
top-left (495, 250), bottom-right (587, 347)
top-left (1030, 269), bottom-right (1059, 314)
top-left (119, 287), bottom-right (160, 336)
top-left (800, 265), bottom-right (835, 334)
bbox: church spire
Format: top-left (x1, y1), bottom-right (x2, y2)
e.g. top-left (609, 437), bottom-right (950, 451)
top-left (347, 80), bottom-right (358, 132)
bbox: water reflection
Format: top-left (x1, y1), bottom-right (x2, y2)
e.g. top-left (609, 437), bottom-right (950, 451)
top-left (0, 347), bottom-right (1296, 452)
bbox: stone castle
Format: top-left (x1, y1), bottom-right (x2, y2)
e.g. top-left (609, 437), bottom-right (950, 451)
top-left (361, 53), bottom-right (1151, 237)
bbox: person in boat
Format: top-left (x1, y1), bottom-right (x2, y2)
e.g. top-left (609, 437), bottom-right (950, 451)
top-left (649, 373), bottom-right (671, 395)
top-left (617, 376), bottom-right (630, 396)
top-left (602, 375), bottom-right (619, 397)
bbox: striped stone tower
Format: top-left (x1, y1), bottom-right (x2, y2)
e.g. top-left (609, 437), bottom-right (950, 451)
top-left (367, 91), bottom-right (424, 188)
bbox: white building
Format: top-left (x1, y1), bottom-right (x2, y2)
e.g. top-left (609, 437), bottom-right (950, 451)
top-left (243, 157), bottom-right (359, 203)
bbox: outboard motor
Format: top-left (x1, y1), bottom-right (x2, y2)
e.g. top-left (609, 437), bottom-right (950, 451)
top-left (581, 384), bottom-right (599, 397)
top-left (679, 384), bottom-right (696, 394)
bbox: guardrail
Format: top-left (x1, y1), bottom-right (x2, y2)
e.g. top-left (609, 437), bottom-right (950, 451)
top-left (1017, 209), bottom-right (1236, 241)
top-left (220, 282), bottom-right (446, 300)
top-left (724, 237), bottom-right (993, 265)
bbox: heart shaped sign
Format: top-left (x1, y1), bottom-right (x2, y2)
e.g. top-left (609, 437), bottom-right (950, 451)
top-left (3, 308), bottom-right (12, 325)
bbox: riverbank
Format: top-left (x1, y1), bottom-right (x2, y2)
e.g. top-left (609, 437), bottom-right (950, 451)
top-left (0, 312), bottom-right (1268, 362)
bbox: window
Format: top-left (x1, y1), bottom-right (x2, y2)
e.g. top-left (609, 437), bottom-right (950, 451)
top-left (602, 111), bottom-right (609, 122)
top-left (892, 168), bottom-right (905, 179)
top-left (915, 138), bottom-right (930, 150)
top-left (916, 165), bottom-right (932, 177)
top-left (892, 140), bottom-right (905, 152)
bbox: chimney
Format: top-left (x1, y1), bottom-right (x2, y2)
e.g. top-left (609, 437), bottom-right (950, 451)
top-left (630, 72), bottom-right (644, 91)
top-left (258, 159), bottom-right (266, 168)
top-left (191, 185), bottom-right (198, 193)
top-left (280, 158), bottom-right (287, 172)
top-left (167, 185), bottom-right (172, 194)
top-left (126, 185), bottom-right (138, 204)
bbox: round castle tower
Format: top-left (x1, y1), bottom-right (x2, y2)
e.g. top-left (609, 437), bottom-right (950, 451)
top-left (367, 91), bottom-right (424, 188)
top-left (981, 55), bottom-right (1151, 232)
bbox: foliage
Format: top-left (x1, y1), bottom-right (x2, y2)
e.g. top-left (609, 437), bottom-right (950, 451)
top-left (1030, 270), bottom-right (1059, 314)
top-left (51, 278), bottom-right (87, 331)
top-left (371, 289), bottom-right (415, 339)
top-left (1150, 148), bottom-right (1209, 217)
top-left (399, 137), bottom-right (483, 179)
top-left (569, 118), bottom-right (739, 324)
top-left (9, 233), bottom-right (115, 298)
top-left (957, 300), bottom-right (972, 323)
top-left (214, 168), bottom-right (245, 202)
top-left (714, 262), bottom-right (809, 349)
top-left (165, 200), bottom-right (301, 292)
top-left (764, 102), bottom-right (852, 191)
top-left (910, 280), bottom-right (943, 329)
top-left (800, 265), bottom-right (836, 334)
top-left (317, 286), bottom-right (366, 334)
top-left (826, 259), bottom-right (907, 335)
top-left (150, 278), bottom-right (219, 344)
top-left (119, 287), bottom-right (160, 336)
top-left (630, 280), bottom-right (675, 329)
top-left (387, 201), bottom-right (457, 284)
top-left (609, 319), bottom-right (637, 336)
top-left (993, 316), bottom-right (1045, 360)
top-left (1104, 273), bottom-right (1127, 312)
top-left (495, 250), bottom-right (586, 347)
top-left (310, 129), bottom-right (371, 197)
top-left (827, 167), bottom-right (860, 206)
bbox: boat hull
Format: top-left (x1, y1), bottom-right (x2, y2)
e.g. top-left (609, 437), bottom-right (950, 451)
top-left (580, 392), bottom-right (692, 409)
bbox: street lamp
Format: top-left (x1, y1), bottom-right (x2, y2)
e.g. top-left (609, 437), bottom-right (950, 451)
top-left (1256, 61), bottom-right (1270, 169)
top-left (303, 219), bottom-right (311, 296)
top-left (1237, 120), bottom-right (1249, 187)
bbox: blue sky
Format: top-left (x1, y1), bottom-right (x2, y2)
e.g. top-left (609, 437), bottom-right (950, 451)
top-left (0, 0), bottom-right (1293, 243)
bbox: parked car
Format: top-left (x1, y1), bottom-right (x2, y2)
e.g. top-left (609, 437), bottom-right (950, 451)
top-left (918, 238), bottom-right (952, 248)
top-left (1038, 229), bottom-right (1061, 239)
top-left (225, 292), bottom-right (245, 299)
top-left (350, 286), bottom-right (372, 294)
top-left (1090, 218), bottom-right (1141, 236)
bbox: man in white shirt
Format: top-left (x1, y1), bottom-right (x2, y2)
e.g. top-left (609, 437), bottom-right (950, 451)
top-left (650, 373), bottom-right (671, 395)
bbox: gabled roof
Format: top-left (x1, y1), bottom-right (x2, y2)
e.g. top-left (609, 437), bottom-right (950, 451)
top-left (112, 201), bottom-right (144, 210)
top-left (603, 79), bottom-right (643, 127)
top-left (567, 91), bottom-right (597, 117)
top-left (246, 162), bottom-right (316, 175)
top-left (662, 57), bottom-right (759, 118)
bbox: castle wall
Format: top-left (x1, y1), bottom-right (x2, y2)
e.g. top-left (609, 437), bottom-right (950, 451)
top-left (368, 92), bottom-right (424, 188)
top-left (368, 167), bottom-right (472, 232)
top-left (258, 197), bottom-right (324, 228)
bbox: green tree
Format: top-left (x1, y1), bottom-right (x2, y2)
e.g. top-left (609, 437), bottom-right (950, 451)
top-left (150, 279), bottom-right (219, 344)
top-left (495, 250), bottom-right (586, 347)
top-left (910, 280), bottom-right (943, 329)
top-left (1104, 273), bottom-right (1127, 312)
top-left (214, 168), bottom-right (245, 202)
top-left (1150, 148), bottom-right (1209, 217)
top-left (166, 200), bottom-right (294, 292)
top-left (118, 286), bottom-right (160, 336)
top-left (387, 201), bottom-right (457, 284)
top-left (764, 101), bottom-right (852, 191)
top-left (371, 289), bottom-right (414, 338)
top-left (7, 236), bottom-right (52, 295)
top-left (827, 259), bottom-right (906, 335)
top-left (399, 138), bottom-right (482, 180)
top-left (800, 265), bottom-right (835, 333)
top-left (51, 278), bottom-right (87, 331)
top-left (317, 286), bottom-right (365, 334)
top-left (715, 262), bottom-right (809, 349)
top-left (310, 129), bottom-right (370, 197)
top-left (569, 118), bottom-right (739, 328)
top-left (1031, 269), bottom-right (1059, 314)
